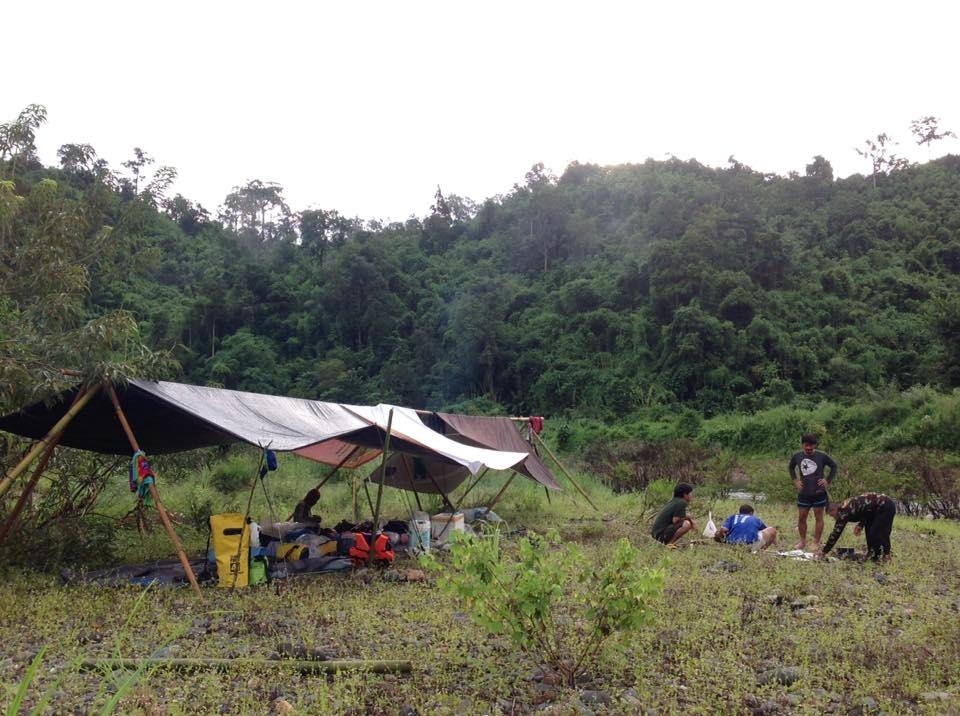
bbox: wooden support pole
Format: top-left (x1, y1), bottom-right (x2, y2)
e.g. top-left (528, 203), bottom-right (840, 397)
top-left (0, 433), bottom-right (61, 546)
top-left (0, 385), bottom-right (99, 501)
top-left (485, 471), bottom-right (517, 514)
top-left (532, 430), bottom-right (600, 511)
top-left (80, 658), bottom-right (412, 674)
top-left (452, 467), bottom-right (488, 512)
top-left (104, 383), bottom-right (203, 598)
top-left (369, 409), bottom-right (394, 563)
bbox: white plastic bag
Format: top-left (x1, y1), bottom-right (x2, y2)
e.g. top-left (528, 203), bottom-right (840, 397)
top-left (703, 511), bottom-right (717, 538)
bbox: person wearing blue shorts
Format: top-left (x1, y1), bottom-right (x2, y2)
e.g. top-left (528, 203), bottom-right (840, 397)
top-left (788, 433), bottom-right (837, 551)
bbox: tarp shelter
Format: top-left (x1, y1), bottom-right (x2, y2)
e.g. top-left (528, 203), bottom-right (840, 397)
top-left (0, 379), bottom-right (541, 593)
top-left (0, 379), bottom-right (529, 475)
top-left (371, 412), bottom-right (564, 511)
top-left (432, 412), bottom-right (561, 491)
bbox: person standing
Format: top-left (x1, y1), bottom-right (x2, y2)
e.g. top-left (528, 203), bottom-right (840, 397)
top-left (713, 504), bottom-right (778, 550)
top-left (788, 434), bottom-right (837, 551)
top-left (816, 493), bottom-right (897, 562)
top-left (650, 482), bottom-right (697, 547)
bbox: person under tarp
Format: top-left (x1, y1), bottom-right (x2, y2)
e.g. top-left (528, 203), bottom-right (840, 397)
top-left (292, 488), bottom-right (322, 525)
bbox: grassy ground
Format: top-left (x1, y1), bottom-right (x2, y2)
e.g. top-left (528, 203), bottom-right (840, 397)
top-left (2, 460), bottom-right (960, 715)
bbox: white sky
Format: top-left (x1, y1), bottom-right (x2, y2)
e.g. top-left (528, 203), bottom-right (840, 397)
top-left (5, 1), bottom-right (960, 223)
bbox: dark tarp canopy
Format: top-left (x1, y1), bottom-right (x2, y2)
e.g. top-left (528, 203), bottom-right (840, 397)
top-left (0, 379), bottom-right (535, 479)
top-left (432, 412), bottom-right (561, 490)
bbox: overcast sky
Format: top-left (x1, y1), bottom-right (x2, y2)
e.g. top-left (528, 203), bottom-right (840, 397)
top-left (5, 1), bottom-right (959, 223)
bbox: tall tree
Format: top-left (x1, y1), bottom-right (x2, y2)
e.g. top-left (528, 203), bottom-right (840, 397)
top-left (0, 104), bottom-right (47, 181)
top-left (219, 180), bottom-right (290, 246)
top-left (855, 133), bottom-right (911, 188)
top-left (910, 115), bottom-right (956, 154)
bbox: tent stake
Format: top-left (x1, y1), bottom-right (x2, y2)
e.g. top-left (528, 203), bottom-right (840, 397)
top-left (0, 384), bottom-right (99, 501)
top-left (104, 383), bottom-right (203, 598)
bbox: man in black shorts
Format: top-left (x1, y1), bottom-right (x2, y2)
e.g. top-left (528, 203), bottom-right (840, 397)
top-left (650, 482), bottom-right (697, 547)
top-left (788, 434), bottom-right (837, 551)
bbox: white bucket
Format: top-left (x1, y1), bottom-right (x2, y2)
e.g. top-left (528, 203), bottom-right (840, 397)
top-left (409, 511), bottom-right (430, 554)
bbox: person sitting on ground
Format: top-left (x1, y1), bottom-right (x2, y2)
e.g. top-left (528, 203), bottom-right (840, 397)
top-left (292, 488), bottom-right (321, 525)
top-left (650, 482), bottom-right (697, 547)
top-left (815, 492), bottom-right (897, 562)
top-left (713, 504), bottom-right (777, 550)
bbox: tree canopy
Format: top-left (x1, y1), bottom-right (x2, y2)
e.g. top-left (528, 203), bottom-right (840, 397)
top-left (3, 105), bottom-right (960, 424)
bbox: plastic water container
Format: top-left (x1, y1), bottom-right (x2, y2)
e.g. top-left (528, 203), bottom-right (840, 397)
top-left (409, 511), bottom-right (430, 554)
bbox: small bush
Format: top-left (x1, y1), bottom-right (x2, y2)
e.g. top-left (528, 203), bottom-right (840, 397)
top-left (5, 514), bottom-right (118, 570)
top-left (432, 528), bottom-right (666, 687)
top-left (208, 455), bottom-right (257, 494)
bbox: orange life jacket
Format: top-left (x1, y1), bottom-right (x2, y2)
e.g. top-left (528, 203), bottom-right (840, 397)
top-left (347, 532), bottom-right (395, 563)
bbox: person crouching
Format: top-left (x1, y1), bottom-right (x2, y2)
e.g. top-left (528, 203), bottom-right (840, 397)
top-left (713, 504), bottom-right (777, 550)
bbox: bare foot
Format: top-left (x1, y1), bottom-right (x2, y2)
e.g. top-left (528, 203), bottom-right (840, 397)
top-left (793, 541), bottom-right (806, 550)
top-left (809, 542), bottom-right (821, 552)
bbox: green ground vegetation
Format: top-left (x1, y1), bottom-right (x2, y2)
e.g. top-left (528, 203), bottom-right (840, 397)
top-left (1, 456), bottom-right (959, 715)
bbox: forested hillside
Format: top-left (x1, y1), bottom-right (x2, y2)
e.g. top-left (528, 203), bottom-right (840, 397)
top-left (3, 104), bottom-right (960, 425)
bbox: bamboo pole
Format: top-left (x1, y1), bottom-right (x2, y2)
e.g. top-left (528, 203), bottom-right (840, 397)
top-left (531, 430), bottom-right (599, 511)
top-left (369, 409), bottom-right (393, 563)
top-left (80, 658), bottom-right (412, 674)
top-left (0, 433), bottom-right (60, 546)
top-left (452, 466), bottom-right (488, 511)
top-left (0, 384), bottom-right (100, 501)
top-left (485, 471), bottom-right (517, 514)
top-left (104, 383), bottom-right (203, 598)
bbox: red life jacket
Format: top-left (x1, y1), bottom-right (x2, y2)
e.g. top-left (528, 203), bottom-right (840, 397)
top-left (348, 532), bottom-right (395, 563)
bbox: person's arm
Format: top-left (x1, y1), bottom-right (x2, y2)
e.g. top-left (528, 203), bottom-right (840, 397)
top-left (820, 513), bottom-right (848, 555)
top-left (823, 454), bottom-right (838, 484)
top-left (788, 454), bottom-right (802, 489)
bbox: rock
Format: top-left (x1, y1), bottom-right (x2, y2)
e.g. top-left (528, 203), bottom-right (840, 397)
top-left (846, 696), bottom-right (878, 715)
top-left (750, 700), bottom-right (783, 715)
top-left (579, 689), bottom-right (612, 707)
top-left (271, 697), bottom-right (295, 714)
top-left (918, 691), bottom-right (952, 703)
top-left (789, 595), bottom-right (820, 610)
top-left (756, 666), bottom-right (803, 686)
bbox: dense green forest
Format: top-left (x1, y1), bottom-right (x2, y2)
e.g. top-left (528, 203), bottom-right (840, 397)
top-left (2, 104), bottom-right (960, 427)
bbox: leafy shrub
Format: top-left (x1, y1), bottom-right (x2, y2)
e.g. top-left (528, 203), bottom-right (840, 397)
top-left (208, 455), bottom-right (257, 494)
top-left (584, 438), bottom-right (714, 493)
top-left (433, 528), bottom-right (665, 687)
top-left (5, 514), bottom-right (118, 570)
